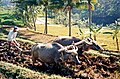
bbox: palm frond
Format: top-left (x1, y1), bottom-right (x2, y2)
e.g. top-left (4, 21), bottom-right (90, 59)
top-left (78, 26), bottom-right (83, 34)
top-left (76, 1), bottom-right (95, 10)
top-left (96, 27), bottom-right (102, 32)
top-left (89, 26), bottom-right (95, 33)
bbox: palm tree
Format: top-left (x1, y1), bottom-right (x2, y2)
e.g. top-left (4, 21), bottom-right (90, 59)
top-left (76, 0), bottom-right (97, 37)
top-left (42, 0), bottom-right (49, 34)
top-left (113, 21), bottom-right (119, 51)
top-left (63, 0), bottom-right (79, 36)
top-left (37, 0), bottom-right (48, 34)
top-left (88, 0), bottom-right (97, 38)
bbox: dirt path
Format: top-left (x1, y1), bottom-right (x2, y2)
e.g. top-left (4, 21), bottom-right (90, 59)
top-left (19, 28), bottom-right (57, 43)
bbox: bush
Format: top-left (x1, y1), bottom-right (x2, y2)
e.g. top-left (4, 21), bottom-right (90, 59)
top-left (0, 14), bottom-right (14, 19)
top-left (0, 15), bottom-right (10, 19)
top-left (14, 21), bottom-right (24, 27)
top-left (1, 19), bottom-right (15, 25)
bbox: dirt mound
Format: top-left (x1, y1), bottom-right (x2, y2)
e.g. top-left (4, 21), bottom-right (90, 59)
top-left (0, 40), bottom-right (120, 78)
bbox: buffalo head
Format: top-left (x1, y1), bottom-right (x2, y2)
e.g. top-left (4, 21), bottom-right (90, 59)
top-left (79, 37), bottom-right (104, 53)
top-left (58, 45), bottom-right (81, 65)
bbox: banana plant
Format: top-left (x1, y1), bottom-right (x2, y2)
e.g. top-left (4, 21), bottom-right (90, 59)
top-left (89, 26), bottom-right (102, 41)
top-left (77, 26), bottom-right (85, 39)
top-left (113, 21), bottom-right (119, 51)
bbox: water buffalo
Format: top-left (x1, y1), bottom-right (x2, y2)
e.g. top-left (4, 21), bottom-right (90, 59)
top-left (53, 36), bottom-right (81, 46)
top-left (31, 42), bottom-right (81, 66)
top-left (53, 37), bottom-right (104, 55)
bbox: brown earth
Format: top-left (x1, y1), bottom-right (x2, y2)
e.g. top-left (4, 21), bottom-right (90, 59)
top-left (19, 28), bottom-right (57, 43)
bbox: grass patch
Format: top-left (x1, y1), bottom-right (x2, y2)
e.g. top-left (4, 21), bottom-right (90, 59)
top-left (0, 61), bottom-right (68, 79)
top-left (36, 24), bottom-right (120, 51)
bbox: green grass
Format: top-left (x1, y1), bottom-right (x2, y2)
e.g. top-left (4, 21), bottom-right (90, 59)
top-left (36, 24), bottom-right (120, 51)
top-left (0, 61), bottom-right (69, 79)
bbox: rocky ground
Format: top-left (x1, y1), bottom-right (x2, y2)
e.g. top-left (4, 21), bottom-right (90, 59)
top-left (0, 39), bottom-right (120, 79)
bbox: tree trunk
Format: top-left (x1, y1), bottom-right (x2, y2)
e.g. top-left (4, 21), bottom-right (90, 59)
top-left (44, 6), bottom-right (47, 34)
top-left (32, 5), bottom-right (36, 31)
top-left (68, 8), bottom-right (71, 36)
top-left (88, 0), bottom-right (92, 38)
top-left (29, 5), bottom-right (36, 30)
top-left (116, 36), bottom-right (119, 51)
top-left (94, 34), bottom-right (96, 41)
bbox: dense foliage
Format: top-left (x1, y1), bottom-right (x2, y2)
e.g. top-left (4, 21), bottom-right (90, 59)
top-left (72, 0), bottom-right (120, 25)
top-left (92, 0), bottom-right (120, 25)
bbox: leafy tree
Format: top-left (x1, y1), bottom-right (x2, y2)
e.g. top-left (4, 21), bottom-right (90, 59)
top-left (0, 0), bottom-right (1, 5)
top-left (48, 0), bottom-right (64, 24)
top-left (12, 0), bottom-right (41, 30)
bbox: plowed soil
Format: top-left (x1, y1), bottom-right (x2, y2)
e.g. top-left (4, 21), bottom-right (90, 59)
top-left (0, 39), bottom-right (120, 79)
top-left (0, 28), bottom-right (119, 78)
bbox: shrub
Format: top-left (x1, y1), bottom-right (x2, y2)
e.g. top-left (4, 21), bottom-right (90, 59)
top-left (1, 19), bottom-right (15, 25)
top-left (14, 21), bottom-right (24, 27)
top-left (0, 15), bottom-right (10, 19)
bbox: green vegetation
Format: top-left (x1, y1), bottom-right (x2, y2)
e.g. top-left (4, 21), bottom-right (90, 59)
top-left (93, 0), bottom-right (120, 25)
top-left (0, 61), bottom-right (68, 79)
top-left (113, 21), bottom-right (120, 51)
top-left (0, 7), bottom-right (24, 27)
top-left (89, 26), bottom-right (102, 41)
